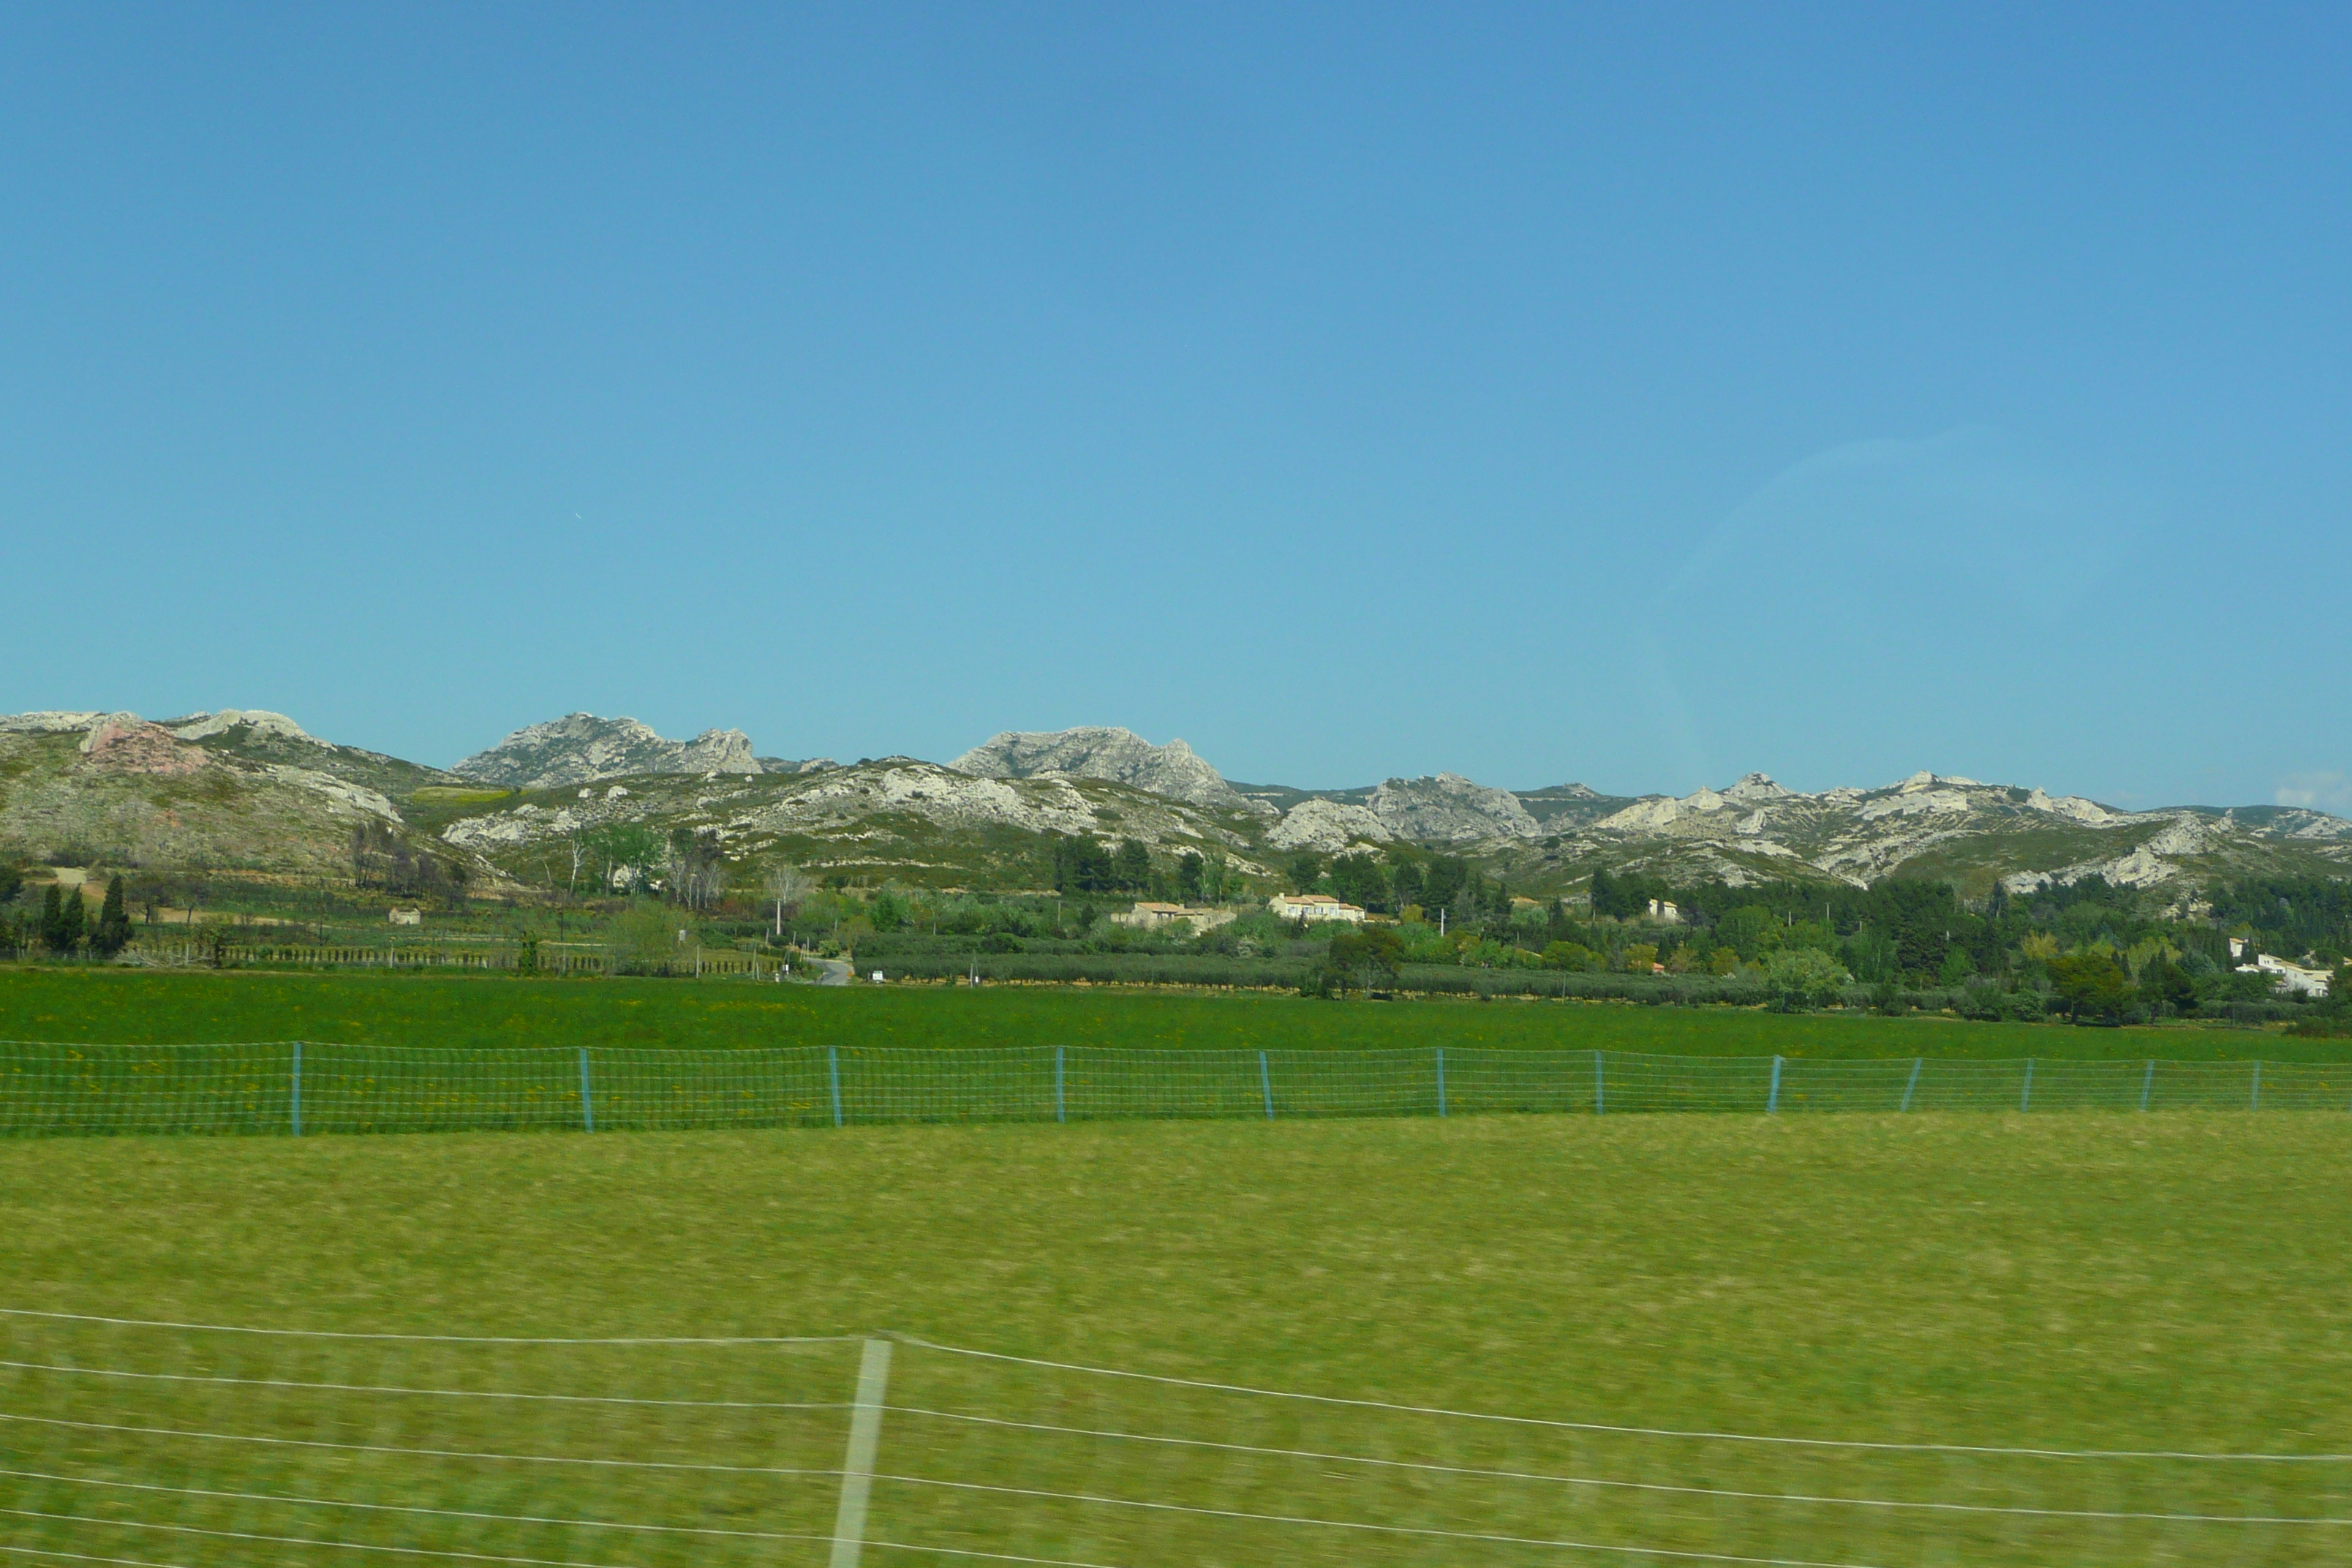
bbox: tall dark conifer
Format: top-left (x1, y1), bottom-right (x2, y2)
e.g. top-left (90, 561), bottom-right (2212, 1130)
top-left (94, 875), bottom-right (132, 956)
top-left (54, 884), bottom-right (86, 952)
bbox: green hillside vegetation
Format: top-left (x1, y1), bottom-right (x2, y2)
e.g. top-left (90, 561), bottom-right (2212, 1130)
top-left (0, 727), bottom-right (399, 879)
top-left (171, 715), bottom-right (464, 803)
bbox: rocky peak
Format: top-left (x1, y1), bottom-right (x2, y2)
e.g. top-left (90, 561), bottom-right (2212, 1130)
top-left (167, 710), bottom-right (323, 745)
top-left (951, 726), bottom-right (1266, 814)
top-left (1721, 772), bottom-right (1798, 803)
top-left (453, 714), bottom-right (764, 790)
top-left (1265, 798), bottom-right (1392, 853)
top-left (1366, 772), bottom-right (1545, 843)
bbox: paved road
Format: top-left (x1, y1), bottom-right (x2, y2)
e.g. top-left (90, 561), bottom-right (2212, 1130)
top-left (814, 957), bottom-right (852, 987)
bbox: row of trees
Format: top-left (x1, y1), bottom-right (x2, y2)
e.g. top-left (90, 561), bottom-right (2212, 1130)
top-left (1049, 835), bottom-right (1235, 904)
top-left (1, 876), bottom-right (135, 957)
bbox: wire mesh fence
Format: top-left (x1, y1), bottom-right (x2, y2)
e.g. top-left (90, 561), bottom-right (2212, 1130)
top-left (3, 1308), bottom-right (2348, 1567)
top-left (1, 1041), bottom-right (2347, 1139)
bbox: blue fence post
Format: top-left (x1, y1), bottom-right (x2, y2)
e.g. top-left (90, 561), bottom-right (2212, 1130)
top-left (2140, 1059), bottom-right (2155, 1112)
top-left (1055, 1045), bottom-right (1066, 1124)
top-left (1767, 1056), bottom-right (1784, 1115)
top-left (829, 1047), bottom-right (844, 1128)
top-left (1436, 1047), bottom-right (1447, 1118)
top-left (578, 1048), bottom-right (595, 1133)
top-left (2251, 1059), bottom-right (2262, 1112)
top-left (1901, 1057), bottom-right (1923, 1113)
top-left (1259, 1051), bottom-right (1274, 1119)
top-left (1594, 1052), bottom-right (1605, 1115)
top-left (2021, 1058), bottom-right (2034, 1113)
top-left (290, 1041), bottom-right (303, 1138)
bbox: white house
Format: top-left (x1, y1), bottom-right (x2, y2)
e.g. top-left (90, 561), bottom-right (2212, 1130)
top-left (388, 908), bottom-right (423, 927)
top-left (1268, 893), bottom-right (1367, 925)
top-left (2246, 954), bottom-right (2332, 998)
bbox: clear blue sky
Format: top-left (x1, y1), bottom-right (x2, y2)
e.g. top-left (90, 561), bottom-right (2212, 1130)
top-left (4, 4), bottom-right (2347, 808)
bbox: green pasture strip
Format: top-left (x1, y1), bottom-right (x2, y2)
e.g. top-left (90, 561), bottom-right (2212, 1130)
top-left (3, 968), bottom-right (2343, 1061)
top-left (1, 1113), bottom-right (2348, 1568)
top-left (5, 1041), bottom-right (2348, 1137)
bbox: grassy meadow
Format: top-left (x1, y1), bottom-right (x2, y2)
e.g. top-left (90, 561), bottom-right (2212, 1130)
top-left (4, 965), bottom-right (2345, 1062)
top-left (2, 1112), bottom-right (2348, 1564)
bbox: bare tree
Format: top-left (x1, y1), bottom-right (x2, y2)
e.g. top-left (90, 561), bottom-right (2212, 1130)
top-left (763, 863), bottom-right (810, 939)
top-left (566, 836), bottom-right (587, 900)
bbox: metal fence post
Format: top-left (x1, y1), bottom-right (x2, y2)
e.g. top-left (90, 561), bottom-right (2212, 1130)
top-left (828, 1338), bottom-right (893, 1568)
top-left (578, 1048), bottom-right (595, 1133)
top-left (290, 1041), bottom-right (303, 1138)
top-left (2140, 1058), bottom-right (2155, 1112)
top-left (1259, 1051), bottom-right (1274, 1119)
top-left (1767, 1055), bottom-right (1784, 1115)
top-left (1594, 1052), bottom-right (1605, 1115)
top-left (1436, 1047), bottom-right (1447, 1118)
top-left (829, 1047), bottom-right (844, 1128)
top-left (1901, 1057), bottom-right (1923, 1112)
top-left (2021, 1058), bottom-right (2034, 1113)
top-left (1054, 1045), bottom-right (1066, 1124)
top-left (2251, 1059), bottom-right (2262, 1112)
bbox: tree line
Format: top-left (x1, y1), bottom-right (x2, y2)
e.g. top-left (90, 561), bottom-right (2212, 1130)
top-left (0, 873), bottom-right (134, 958)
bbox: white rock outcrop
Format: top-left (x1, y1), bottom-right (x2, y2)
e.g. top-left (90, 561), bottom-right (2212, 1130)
top-left (168, 710), bottom-right (323, 745)
top-left (1265, 799), bottom-right (1393, 853)
top-left (952, 727), bottom-right (1267, 815)
top-left (454, 714), bottom-right (764, 789)
top-left (1367, 773), bottom-right (1545, 843)
top-left (0, 712), bottom-right (108, 734)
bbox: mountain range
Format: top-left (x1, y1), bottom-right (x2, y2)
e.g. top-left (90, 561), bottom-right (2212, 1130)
top-left (3, 708), bottom-right (2345, 901)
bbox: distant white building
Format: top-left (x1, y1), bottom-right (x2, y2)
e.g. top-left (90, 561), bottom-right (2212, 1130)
top-left (1647, 898), bottom-right (1682, 923)
top-left (1268, 893), bottom-right (1367, 925)
top-left (2245, 954), bottom-right (2332, 998)
top-left (388, 908), bottom-right (423, 927)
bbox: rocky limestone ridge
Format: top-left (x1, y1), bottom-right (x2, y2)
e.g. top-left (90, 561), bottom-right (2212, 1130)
top-left (0, 712), bottom-right (114, 735)
top-left (440, 758), bottom-right (1271, 885)
top-left (166, 710), bottom-right (323, 745)
top-left (1542, 769), bottom-right (2352, 891)
top-left (1367, 773), bottom-right (1545, 844)
top-left (454, 714), bottom-right (764, 790)
top-left (1265, 798), bottom-right (1393, 853)
top-left (952, 727), bottom-right (1270, 815)
top-left (1591, 771), bottom-right (2117, 840)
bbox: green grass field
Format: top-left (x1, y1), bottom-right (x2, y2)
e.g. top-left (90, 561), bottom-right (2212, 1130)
top-left (2, 1112), bottom-right (2348, 1564)
top-left (4, 966), bottom-right (2343, 1061)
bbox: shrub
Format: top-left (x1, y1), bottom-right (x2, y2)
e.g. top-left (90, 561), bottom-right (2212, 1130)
top-left (1762, 948), bottom-right (1850, 1011)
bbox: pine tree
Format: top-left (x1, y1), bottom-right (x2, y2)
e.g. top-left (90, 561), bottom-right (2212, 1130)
top-left (93, 875), bottom-right (132, 957)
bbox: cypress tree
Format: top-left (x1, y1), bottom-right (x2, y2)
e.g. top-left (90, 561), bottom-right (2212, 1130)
top-left (94, 875), bottom-right (132, 957)
top-left (56, 883), bottom-right (86, 953)
top-left (38, 884), bottom-right (64, 951)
